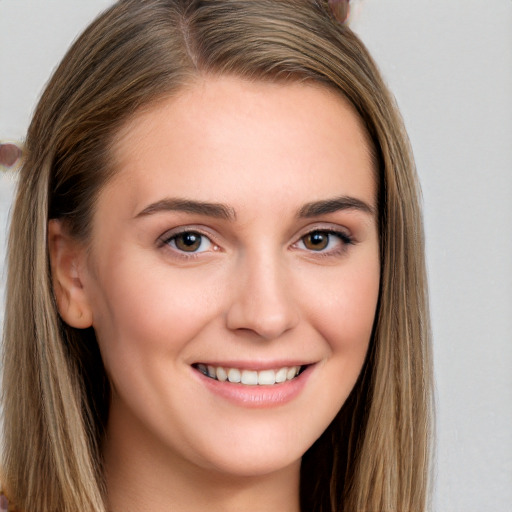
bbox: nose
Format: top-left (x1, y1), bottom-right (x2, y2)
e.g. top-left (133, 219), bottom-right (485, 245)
top-left (225, 251), bottom-right (300, 340)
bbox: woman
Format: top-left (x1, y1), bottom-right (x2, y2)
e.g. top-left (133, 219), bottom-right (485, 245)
top-left (1, 1), bottom-right (433, 511)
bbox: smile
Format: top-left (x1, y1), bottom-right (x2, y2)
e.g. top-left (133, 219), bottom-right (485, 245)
top-left (194, 364), bottom-right (304, 386)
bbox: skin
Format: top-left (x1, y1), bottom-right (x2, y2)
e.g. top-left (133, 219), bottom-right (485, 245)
top-left (49, 76), bottom-right (380, 512)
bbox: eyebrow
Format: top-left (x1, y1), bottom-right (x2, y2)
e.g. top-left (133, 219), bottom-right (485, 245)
top-left (135, 198), bottom-right (236, 220)
top-left (298, 196), bottom-right (375, 218)
top-left (135, 195), bottom-right (375, 221)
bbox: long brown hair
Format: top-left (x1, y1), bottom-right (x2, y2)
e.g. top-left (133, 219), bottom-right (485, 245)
top-left (2, 1), bottom-right (433, 511)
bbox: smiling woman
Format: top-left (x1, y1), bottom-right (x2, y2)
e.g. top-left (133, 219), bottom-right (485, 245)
top-left (1, 2), bottom-right (432, 512)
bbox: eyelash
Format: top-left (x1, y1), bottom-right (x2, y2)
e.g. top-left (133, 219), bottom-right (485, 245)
top-left (160, 227), bottom-right (354, 260)
top-left (160, 229), bottom-right (217, 259)
top-left (293, 229), bottom-right (354, 257)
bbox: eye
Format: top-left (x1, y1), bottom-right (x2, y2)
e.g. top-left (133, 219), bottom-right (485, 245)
top-left (164, 231), bottom-right (213, 253)
top-left (296, 230), bottom-right (352, 253)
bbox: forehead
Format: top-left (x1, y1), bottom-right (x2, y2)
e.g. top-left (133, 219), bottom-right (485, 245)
top-left (105, 76), bottom-right (376, 217)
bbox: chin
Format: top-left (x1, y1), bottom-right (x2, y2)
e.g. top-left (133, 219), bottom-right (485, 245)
top-left (184, 421), bottom-right (320, 479)
top-left (204, 449), bottom-right (303, 479)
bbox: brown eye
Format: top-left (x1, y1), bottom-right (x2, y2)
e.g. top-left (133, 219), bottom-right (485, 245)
top-left (171, 232), bottom-right (206, 252)
top-left (298, 230), bottom-right (352, 253)
top-left (302, 231), bottom-right (330, 251)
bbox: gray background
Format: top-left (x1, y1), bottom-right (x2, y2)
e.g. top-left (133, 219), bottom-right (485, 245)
top-left (1, 1), bottom-right (511, 510)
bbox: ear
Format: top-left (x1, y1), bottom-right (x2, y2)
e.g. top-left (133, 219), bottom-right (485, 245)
top-left (48, 219), bottom-right (93, 329)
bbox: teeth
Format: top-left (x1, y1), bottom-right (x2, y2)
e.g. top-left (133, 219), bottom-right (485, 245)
top-left (258, 370), bottom-right (276, 385)
top-left (287, 367), bottom-right (299, 380)
top-left (275, 367), bottom-right (287, 383)
top-left (197, 364), bottom-right (303, 386)
top-left (197, 364), bottom-right (208, 376)
top-left (227, 368), bottom-right (241, 383)
top-left (216, 367), bottom-right (228, 381)
top-left (241, 370), bottom-right (258, 385)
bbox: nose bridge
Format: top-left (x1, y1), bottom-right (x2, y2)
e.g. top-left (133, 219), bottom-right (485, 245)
top-left (225, 244), bottom-right (299, 340)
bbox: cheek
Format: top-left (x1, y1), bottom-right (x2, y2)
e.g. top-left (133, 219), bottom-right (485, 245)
top-left (305, 259), bottom-right (380, 355)
top-left (306, 262), bottom-right (379, 415)
top-left (86, 257), bottom-right (226, 373)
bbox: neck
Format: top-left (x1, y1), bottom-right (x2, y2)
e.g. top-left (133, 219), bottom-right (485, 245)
top-left (103, 407), bottom-right (301, 512)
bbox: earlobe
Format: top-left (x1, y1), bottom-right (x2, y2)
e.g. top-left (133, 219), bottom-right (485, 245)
top-left (48, 219), bottom-right (93, 329)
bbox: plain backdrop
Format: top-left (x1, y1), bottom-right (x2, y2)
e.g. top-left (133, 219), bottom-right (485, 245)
top-left (1, 1), bottom-right (511, 510)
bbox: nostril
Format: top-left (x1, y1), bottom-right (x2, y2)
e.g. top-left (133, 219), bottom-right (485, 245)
top-left (0, 143), bottom-right (23, 168)
top-left (226, 296), bottom-right (300, 341)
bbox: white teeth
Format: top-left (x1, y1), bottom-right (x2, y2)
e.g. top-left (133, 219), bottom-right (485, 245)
top-left (286, 367), bottom-right (298, 380)
top-left (258, 369), bottom-right (276, 385)
top-left (241, 370), bottom-right (259, 385)
top-left (227, 368), bottom-right (241, 383)
top-left (275, 367), bottom-right (287, 383)
top-left (216, 367), bottom-right (228, 381)
top-left (197, 364), bottom-right (303, 385)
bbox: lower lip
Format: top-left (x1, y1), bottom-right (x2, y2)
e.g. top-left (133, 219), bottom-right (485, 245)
top-left (194, 365), bottom-right (313, 408)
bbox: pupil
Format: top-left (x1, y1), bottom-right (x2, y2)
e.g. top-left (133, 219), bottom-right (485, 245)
top-left (177, 233), bottom-right (201, 251)
top-left (311, 233), bottom-right (324, 245)
top-left (183, 233), bottom-right (198, 246)
top-left (306, 231), bottom-right (328, 250)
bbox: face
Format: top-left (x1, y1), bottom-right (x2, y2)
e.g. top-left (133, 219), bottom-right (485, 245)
top-left (74, 77), bottom-right (380, 479)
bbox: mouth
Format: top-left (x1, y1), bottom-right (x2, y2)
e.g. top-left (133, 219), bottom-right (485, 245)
top-left (193, 363), bottom-right (307, 386)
